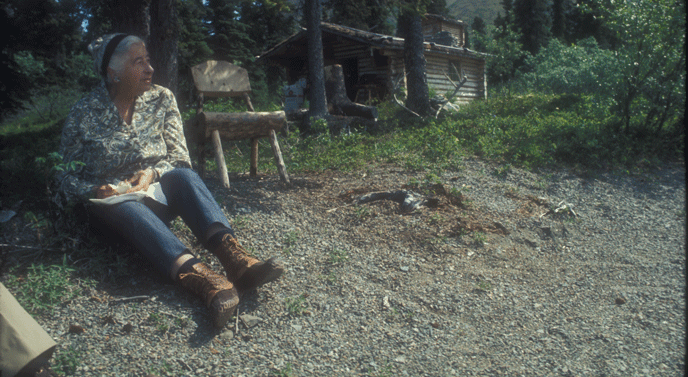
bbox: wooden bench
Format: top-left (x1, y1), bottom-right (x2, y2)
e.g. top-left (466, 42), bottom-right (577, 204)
top-left (188, 60), bottom-right (290, 187)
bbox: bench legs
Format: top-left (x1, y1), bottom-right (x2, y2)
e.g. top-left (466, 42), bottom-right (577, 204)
top-left (269, 130), bottom-right (290, 184)
top-left (211, 130), bottom-right (230, 188)
top-left (200, 131), bottom-right (290, 188)
top-left (250, 138), bottom-right (259, 177)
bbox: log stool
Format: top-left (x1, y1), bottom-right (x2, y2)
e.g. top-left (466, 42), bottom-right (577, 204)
top-left (188, 60), bottom-right (290, 187)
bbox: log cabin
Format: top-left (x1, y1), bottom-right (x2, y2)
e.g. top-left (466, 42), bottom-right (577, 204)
top-left (257, 14), bottom-right (489, 106)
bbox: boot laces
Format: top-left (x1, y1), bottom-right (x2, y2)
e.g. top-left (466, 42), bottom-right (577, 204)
top-left (179, 263), bottom-right (232, 306)
top-left (223, 236), bottom-right (258, 265)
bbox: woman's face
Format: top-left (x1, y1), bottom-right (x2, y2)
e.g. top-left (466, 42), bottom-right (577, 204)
top-left (117, 42), bottom-right (154, 96)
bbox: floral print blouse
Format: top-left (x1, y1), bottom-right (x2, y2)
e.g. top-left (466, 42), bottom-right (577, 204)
top-left (56, 82), bottom-right (191, 204)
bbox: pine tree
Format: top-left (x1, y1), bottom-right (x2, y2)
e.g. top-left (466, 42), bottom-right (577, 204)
top-left (177, 0), bottom-right (213, 69)
top-left (206, 0), bottom-right (254, 66)
top-left (513, 0), bottom-right (551, 55)
top-left (470, 16), bottom-right (486, 50)
top-left (240, 0), bottom-right (298, 55)
top-left (425, 0), bottom-right (448, 16)
top-left (566, 0), bottom-right (615, 48)
top-left (325, 0), bottom-right (394, 34)
top-left (327, 0), bottom-right (371, 30)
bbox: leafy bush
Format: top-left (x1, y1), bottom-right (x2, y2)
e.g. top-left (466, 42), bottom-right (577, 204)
top-left (518, 38), bottom-right (616, 96)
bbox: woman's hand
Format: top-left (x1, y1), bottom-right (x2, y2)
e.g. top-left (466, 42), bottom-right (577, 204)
top-left (95, 184), bottom-right (118, 199)
top-left (125, 169), bottom-right (155, 193)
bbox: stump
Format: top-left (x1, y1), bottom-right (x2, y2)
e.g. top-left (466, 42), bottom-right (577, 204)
top-left (325, 65), bottom-right (378, 121)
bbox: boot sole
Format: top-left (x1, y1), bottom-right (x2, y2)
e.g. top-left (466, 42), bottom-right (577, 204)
top-left (211, 293), bottom-right (239, 328)
top-left (235, 257), bottom-right (285, 292)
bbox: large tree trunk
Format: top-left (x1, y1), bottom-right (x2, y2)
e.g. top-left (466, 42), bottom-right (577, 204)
top-left (325, 65), bottom-right (378, 120)
top-left (112, 0), bottom-right (179, 96)
top-left (112, 0), bottom-right (151, 39)
top-left (305, 0), bottom-right (328, 121)
top-left (149, 0), bottom-right (179, 95)
top-left (403, 12), bottom-right (432, 117)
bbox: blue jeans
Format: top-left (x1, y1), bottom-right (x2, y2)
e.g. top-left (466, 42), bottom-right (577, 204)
top-left (88, 168), bottom-right (233, 276)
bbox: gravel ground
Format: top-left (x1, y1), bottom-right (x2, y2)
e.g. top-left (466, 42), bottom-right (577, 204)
top-left (2, 159), bottom-right (685, 377)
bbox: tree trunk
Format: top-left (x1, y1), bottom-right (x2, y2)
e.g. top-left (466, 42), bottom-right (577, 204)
top-left (112, 0), bottom-right (151, 39)
top-left (403, 12), bottom-right (432, 117)
top-left (305, 0), bottom-right (328, 120)
top-left (325, 65), bottom-right (378, 120)
top-left (149, 0), bottom-right (179, 95)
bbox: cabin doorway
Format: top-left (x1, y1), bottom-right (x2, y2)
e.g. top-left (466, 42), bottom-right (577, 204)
top-left (340, 58), bottom-right (359, 102)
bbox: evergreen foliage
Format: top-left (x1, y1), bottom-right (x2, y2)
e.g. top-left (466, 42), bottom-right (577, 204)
top-left (425, 0), bottom-right (449, 15)
top-left (240, 0), bottom-right (298, 54)
top-left (206, 0), bottom-right (254, 65)
top-left (0, 0), bottom-right (86, 118)
top-left (513, 0), bottom-right (551, 55)
top-left (325, 0), bottom-right (394, 34)
top-left (467, 16), bottom-right (486, 50)
top-left (177, 0), bottom-right (214, 72)
top-left (474, 22), bottom-right (530, 86)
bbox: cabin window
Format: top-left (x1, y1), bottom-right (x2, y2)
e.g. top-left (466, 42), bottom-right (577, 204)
top-left (448, 61), bottom-right (462, 82)
top-left (373, 49), bottom-right (389, 68)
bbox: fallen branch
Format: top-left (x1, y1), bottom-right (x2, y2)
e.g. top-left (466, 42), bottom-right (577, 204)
top-left (436, 70), bottom-right (467, 118)
top-left (393, 94), bottom-right (421, 118)
top-left (108, 295), bottom-right (151, 304)
top-left (391, 73), bottom-right (421, 118)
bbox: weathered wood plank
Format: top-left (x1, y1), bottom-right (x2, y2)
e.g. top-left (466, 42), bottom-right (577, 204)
top-left (202, 111), bottom-right (286, 140)
top-left (191, 61), bottom-right (251, 98)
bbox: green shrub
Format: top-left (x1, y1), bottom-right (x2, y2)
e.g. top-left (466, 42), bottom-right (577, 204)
top-left (518, 38), bottom-right (616, 96)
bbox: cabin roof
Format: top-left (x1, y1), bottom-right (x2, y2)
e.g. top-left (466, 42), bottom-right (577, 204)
top-left (256, 22), bottom-right (489, 63)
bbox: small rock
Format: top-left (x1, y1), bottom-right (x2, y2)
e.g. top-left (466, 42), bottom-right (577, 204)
top-left (240, 314), bottom-right (262, 328)
top-left (400, 266), bottom-right (409, 272)
top-left (394, 355), bottom-right (407, 363)
top-left (382, 296), bottom-right (390, 310)
top-left (220, 330), bottom-right (234, 340)
top-left (291, 324), bottom-right (302, 331)
top-left (615, 297), bottom-right (626, 305)
top-left (68, 324), bottom-right (85, 334)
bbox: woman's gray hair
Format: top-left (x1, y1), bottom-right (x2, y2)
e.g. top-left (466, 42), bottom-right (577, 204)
top-left (88, 34), bottom-right (145, 84)
top-left (106, 35), bottom-right (145, 82)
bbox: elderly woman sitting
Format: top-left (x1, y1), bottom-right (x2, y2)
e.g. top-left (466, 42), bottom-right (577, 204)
top-left (55, 34), bottom-right (283, 328)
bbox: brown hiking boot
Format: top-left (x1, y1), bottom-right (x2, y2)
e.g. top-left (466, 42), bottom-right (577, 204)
top-left (178, 262), bottom-right (239, 328)
top-left (212, 234), bottom-right (285, 292)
